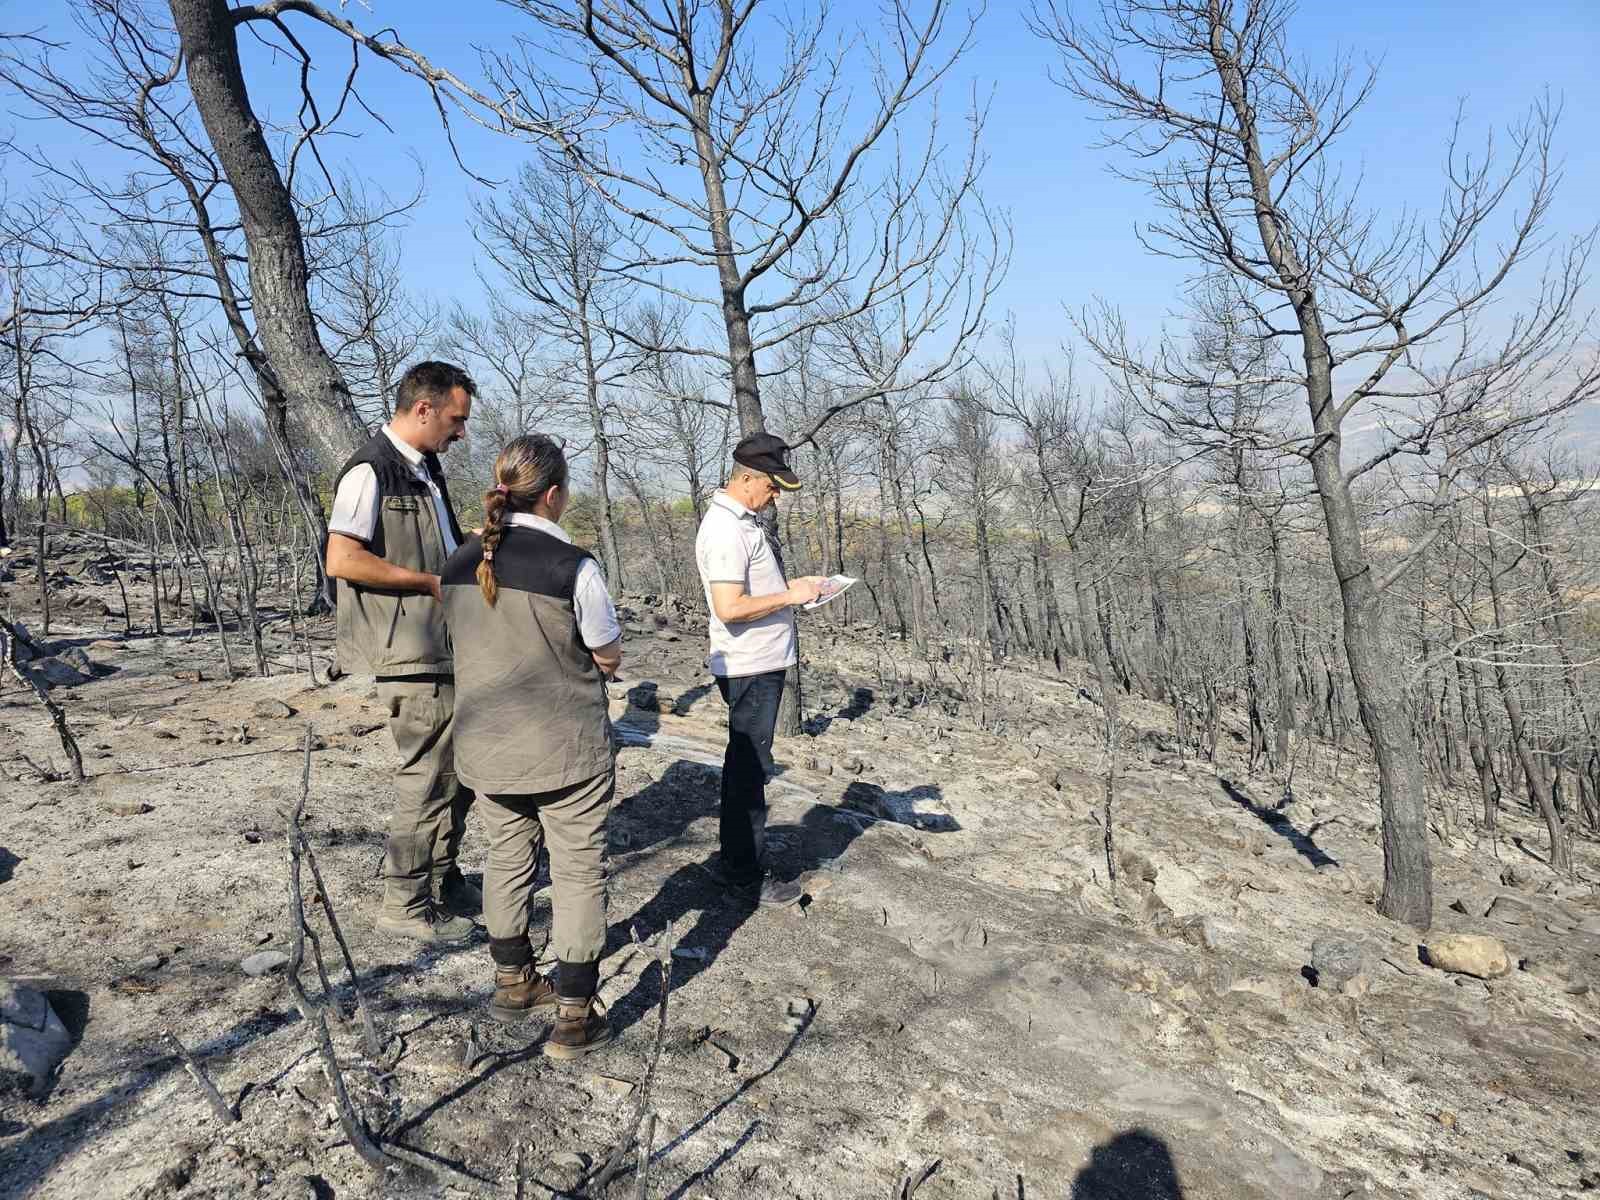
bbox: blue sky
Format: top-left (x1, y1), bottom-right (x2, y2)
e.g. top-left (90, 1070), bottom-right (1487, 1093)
top-left (8, 0), bottom-right (1599, 373)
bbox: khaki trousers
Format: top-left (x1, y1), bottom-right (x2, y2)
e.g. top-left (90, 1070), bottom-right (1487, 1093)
top-left (379, 678), bottom-right (474, 918)
top-left (481, 768), bottom-right (615, 968)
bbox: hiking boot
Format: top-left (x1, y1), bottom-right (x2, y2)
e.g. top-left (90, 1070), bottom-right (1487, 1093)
top-left (437, 869), bottom-right (483, 918)
top-left (375, 905), bottom-right (476, 943)
top-left (543, 996), bottom-right (611, 1060)
top-left (489, 962), bottom-right (557, 1023)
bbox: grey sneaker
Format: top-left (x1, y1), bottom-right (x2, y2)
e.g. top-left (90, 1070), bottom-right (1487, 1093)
top-left (376, 906), bottom-right (476, 943)
top-left (437, 870), bottom-right (483, 918)
top-left (699, 854), bottom-right (801, 906)
top-left (733, 875), bottom-right (803, 907)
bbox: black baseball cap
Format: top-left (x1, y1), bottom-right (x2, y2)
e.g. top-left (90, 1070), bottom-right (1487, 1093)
top-left (733, 432), bottom-right (802, 490)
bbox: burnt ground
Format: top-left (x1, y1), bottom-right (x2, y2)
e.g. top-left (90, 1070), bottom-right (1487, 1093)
top-left (1, 550), bottom-right (1598, 1200)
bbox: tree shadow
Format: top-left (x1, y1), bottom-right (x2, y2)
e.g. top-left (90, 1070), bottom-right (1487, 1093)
top-left (671, 681), bottom-right (716, 717)
top-left (1218, 778), bottom-right (1337, 868)
top-left (0, 847), bottom-right (19, 884)
top-left (802, 685), bottom-right (877, 736)
top-left (1071, 1129), bottom-right (1186, 1199)
top-left (602, 766), bottom-right (957, 1040)
top-left (839, 781), bottom-right (961, 833)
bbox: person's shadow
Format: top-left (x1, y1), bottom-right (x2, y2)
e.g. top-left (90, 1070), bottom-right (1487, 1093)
top-left (1071, 1129), bottom-right (1186, 1198)
top-left (602, 764), bottom-right (958, 1038)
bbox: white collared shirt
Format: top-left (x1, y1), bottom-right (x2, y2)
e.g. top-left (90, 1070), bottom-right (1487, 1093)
top-left (328, 424), bottom-right (459, 557)
top-left (694, 490), bottom-right (796, 677)
top-left (504, 512), bottom-right (622, 650)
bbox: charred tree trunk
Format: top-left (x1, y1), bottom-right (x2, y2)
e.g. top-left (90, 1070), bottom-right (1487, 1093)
top-left (169, 0), bottom-right (365, 466)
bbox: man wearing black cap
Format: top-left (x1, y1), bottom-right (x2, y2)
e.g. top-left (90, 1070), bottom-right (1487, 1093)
top-left (693, 433), bottom-right (826, 906)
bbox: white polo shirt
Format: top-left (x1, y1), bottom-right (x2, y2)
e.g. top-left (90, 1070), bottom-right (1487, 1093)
top-left (504, 512), bottom-right (622, 650)
top-left (695, 491), bottom-right (796, 677)
top-left (328, 425), bottom-right (459, 557)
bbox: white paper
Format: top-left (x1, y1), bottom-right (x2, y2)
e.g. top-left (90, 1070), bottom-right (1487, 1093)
top-left (803, 574), bottom-right (857, 610)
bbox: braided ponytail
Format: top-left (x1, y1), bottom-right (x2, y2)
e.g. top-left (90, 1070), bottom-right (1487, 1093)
top-left (475, 434), bottom-right (570, 607)
top-left (477, 484), bottom-right (510, 606)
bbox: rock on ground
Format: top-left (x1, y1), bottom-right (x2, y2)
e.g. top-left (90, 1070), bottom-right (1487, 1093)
top-left (1424, 933), bottom-right (1512, 979)
top-left (0, 982), bottom-right (72, 1096)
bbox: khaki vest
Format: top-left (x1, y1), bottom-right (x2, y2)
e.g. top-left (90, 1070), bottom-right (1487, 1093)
top-left (441, 526), bottom-right (612, 794)
top-left (332, 433), bottom-right (463, 678)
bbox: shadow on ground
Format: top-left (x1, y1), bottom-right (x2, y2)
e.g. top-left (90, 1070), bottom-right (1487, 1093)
top-left (602, 759), bottom-right (956, 1039)
top-left (1071, 1129), bottom-right (1186, 1198)
top-left (1218, 778), bottom-right (1337, 868)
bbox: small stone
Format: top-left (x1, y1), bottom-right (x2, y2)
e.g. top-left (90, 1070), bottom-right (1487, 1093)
top-left (252, 699), bottom-right (295, 719)
top-left (1435, 1111), bottom-right (1457, 1131)
top-left (152, 729), bottom-right (179, 740)
top-left (99, 800), bottom-right (154, 817)
top-left (1118, 850), bottom-right (1158, 886)
top-left (841, 755), bottom-right (865, 776)
top-left (1310, 937), bottom-right (1371, 990)
top-left (348, 720), bottom-right (384, 737)
top-left (1423, 934), bottom-right (1511, 980)
top-left (585, 1073), bottom-right (634, 1097)
top-left (134, 953), bottom-right (166, 973)
top-left (241, 951), bottom-right (291, 977)
top-left (655, 630), bottom-right (680, 643)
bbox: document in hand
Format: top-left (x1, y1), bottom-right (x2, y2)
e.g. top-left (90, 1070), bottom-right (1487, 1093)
top-left (803, 575), bottom-right (857, 610)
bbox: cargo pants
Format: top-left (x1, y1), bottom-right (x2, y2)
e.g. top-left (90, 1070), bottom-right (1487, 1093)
top-left (480, 768), bottom-right (615, 982)
top-left (379, 678), bottom-right (474, 918)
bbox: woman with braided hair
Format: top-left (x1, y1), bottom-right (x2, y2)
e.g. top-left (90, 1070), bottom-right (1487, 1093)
top-left (439, 433), bottom-right (622, 1059)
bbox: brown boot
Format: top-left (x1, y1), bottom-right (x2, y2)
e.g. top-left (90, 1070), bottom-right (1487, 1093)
top-left (489, 963), bottom-right (557, 1024)
top-left (543, 995), bottom-right (611, 1060)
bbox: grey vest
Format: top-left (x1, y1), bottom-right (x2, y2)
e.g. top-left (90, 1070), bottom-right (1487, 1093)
top-left (440, 525), bottom-right (612, 794)
top-left (332, 433), bottom-right (464, 677)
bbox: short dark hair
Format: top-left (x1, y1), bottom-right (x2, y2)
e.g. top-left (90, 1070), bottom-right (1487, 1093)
top-left (394, 361), bottom-right (476, 414)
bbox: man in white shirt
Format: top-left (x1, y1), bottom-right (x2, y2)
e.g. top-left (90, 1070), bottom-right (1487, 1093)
top-left (694, 433), bottom-right (825, 906)
top-left (324, 361), bottom-right (480, 943)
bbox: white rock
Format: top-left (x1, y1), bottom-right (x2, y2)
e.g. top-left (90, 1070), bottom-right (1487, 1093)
top-left (241, 951), bottom-right (291, 977)
top-left (1424, 934), bottom-right (1511, 980)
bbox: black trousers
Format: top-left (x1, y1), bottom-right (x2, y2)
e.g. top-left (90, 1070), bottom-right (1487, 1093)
top-left (715, 669), bottom-right (785, 884)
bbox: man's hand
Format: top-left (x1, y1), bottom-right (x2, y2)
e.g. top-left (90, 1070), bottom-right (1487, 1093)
top-left (426, 574), bottom-right (443, 603)
top-left (788, 576), bottom-right (826, 605)
top-left (710, 576), bottom-right (827, 624)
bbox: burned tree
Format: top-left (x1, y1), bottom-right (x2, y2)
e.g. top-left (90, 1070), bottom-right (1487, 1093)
top-left (1035, 0), bottom-right (1600, 928)
top-left (474, 160), bottom-right (630, 588)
